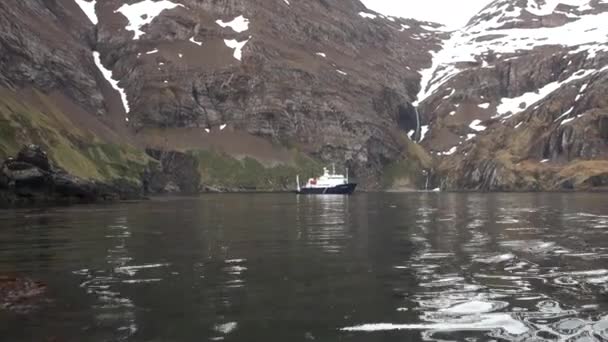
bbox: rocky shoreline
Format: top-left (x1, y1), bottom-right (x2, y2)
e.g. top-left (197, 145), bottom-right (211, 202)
top-left (0, 145), bottom-right (143, 208)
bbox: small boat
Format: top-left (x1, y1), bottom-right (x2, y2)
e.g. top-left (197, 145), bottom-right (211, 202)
top-left (296, 165), bottom-right (357, 195)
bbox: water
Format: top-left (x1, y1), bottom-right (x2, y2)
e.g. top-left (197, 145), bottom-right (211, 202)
top-left (0, 193), bottom-right (607, 341)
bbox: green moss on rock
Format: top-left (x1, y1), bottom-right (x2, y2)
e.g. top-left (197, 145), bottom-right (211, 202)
top-left (191, 149), bottom-right (322, 191)
top-left (0, 90), bottom-right (149, 184)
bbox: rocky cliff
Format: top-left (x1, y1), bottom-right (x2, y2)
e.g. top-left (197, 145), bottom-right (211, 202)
top-left (0, 0), bottom-right (607, 198)
top-left (417, 0), bottom-right (608, 191)
top-left (0, 0), bottom-right (441, 199)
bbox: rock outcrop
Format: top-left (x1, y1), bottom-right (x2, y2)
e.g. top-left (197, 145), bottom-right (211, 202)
top-left (1, 0), bottom-right (607, 194)
top-left (416, 0), bottom-right (608, 191)
top-left (0, 145), bottom-right (142, 206)
top-left (143, 149), bottom-right (200, 194)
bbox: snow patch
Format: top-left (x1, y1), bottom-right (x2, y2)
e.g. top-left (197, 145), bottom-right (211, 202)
top-left (190, 37), bottom-right (203, 46)
top-left (145, 49), bottom-right (159, 55)
top-left (224, 37), bottom-right (251, 61)
top-left (441, 146), bottom-right (458, 155)
top-left (359, 12), bottom-right (377, 19)
top-left (115, 0), bottom-right (184, 40)
top-left (419, 125), bottom-right (430, 141)
top-left (336, 69), bottom-right (348, 76)
top-left (315, 52), bottom-right (327, 58)
top-left (469, 119), bottom-right (486, 132)
top-left (74, 0), bottom-right (98, 25)
top-left (496, 69), bottom-right (597, 118)
top-left (93, 52), bottom-right (129, 114)
top-left (416, 8), bottom-right (608, 104)
top-left (216, 15), bottom-right (250, 33)
top-left (478, 102), bottom-right (490, 109)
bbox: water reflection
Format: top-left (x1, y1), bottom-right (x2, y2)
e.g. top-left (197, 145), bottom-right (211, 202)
top-left (1, 193), bottom-right (607, 341)
top-left (296, 195), bottom-right (350, 254)
top-left (74, 216), bottom-right (140, 340)
top-left (344, 194), bottom-right (608, 341)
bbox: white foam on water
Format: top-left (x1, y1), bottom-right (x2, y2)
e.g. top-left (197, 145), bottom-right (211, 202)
top-left (225, 259), bottom-right (246, 263)
top-left (341, 314), bottom-right (528, 335)
top-left (115, 263), bottom-right (170, 276)
top-left (215, 322), bottom-right (238, 334)
top-left (476, 253), bottom-right (515, 264)
top-left (441, 300), bottom-right (506, 314)
top-left (122, 278), bottom-right (162, 284)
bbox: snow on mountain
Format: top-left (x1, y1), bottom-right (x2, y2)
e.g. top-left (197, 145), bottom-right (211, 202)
top-left (92, 52), bottom-right (130, 114)
top-left (416, 0), bottom-right (608, 104)
top-left (115, 0), bottom-right (184, 40)
top-left (419, 0), bottom-right (608, 191)
top-left (216, 15), bottom-right (250, 33)
top-left (495, 68), bottom-right (599, 119)
top-left (74, 0), bottom-right (98, 25)
top-left (224, 37), bottom-right (251, 61)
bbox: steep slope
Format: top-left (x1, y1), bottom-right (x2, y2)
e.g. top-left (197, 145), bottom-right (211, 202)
top-left (0, 0), bottom-right (442, 194)
top-left (87, 0), bottom-right (441, 188)
top-left (0, 0), bottom-right (149, 183)
top-left (416, 0), bottom-right (608, 191)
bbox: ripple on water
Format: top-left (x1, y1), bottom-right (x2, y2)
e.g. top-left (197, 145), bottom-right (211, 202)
top-left (341, 313), bottom-right (529, 335)
top-left (214, 322), bottom-right (238, 334)
top-left (440, 300), bottom-right (509, 314)
top-left (474, 253), bottom-right (516, 264)
top-left (114, 263), bottom-right (170, 276)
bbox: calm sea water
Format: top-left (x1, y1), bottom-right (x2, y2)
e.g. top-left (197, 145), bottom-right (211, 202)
top-left (0, 193), bottom-right (607, 341)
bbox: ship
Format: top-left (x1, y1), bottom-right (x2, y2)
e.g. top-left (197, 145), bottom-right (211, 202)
top-left (296, 165), bottom-right (357, 195)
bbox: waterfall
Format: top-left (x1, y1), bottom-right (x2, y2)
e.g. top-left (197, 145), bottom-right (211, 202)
top-left (414, 106), bottom-right (421, 142)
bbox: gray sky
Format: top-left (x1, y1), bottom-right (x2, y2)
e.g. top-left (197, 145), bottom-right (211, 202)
top-left (360, 0), bottom-right (492, 28)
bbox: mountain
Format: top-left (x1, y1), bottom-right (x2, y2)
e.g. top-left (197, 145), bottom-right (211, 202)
top-left (0, 0), bottom-right (440, 199)
top-left (0, 0), bottom-right (607, 201)
top-left (417, 0), bottom-right (608, 191)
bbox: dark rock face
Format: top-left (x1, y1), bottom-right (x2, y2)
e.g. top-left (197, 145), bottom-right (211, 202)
top-left (89, 0), bottom-right (441, 188)
top-left (417, 0), bottom-right (608, 191)
top-left (1, 0), bottom-right (607, 193)
top-left (16, 145), bottom-right (51, 171)
top-left (0, 145), bottom-right (142, 207)
top-left (0, 0), bottom-right (442, 191)
top-left (143, 149), bottom-right (200, 194)
top-left (0, 0), bottom-right (109, 117)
